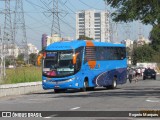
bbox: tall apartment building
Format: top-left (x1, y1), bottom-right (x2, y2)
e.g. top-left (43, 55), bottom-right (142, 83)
top-left (76, 10), bottom-right (110, 42)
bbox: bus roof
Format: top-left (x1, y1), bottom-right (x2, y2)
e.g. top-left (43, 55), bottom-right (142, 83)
top-left (45, 40), bottom-right (125, 51)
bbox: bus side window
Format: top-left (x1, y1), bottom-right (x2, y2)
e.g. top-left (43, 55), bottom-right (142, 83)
top-left (75, 47), bottom-right (83, 71)
top-left (76, 56), bottom-right (81, 70)
top-left (120, 47), bottom-right (126, 59)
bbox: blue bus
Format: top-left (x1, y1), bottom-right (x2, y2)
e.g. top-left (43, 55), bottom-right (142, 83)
top-left (42, 40), bottom-right (127, 93)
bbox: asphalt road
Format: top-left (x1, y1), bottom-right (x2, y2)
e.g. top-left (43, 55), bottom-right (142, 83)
top-left (0, 75), bottom-right (160, 120)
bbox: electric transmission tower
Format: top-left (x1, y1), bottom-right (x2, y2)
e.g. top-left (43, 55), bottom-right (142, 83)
top-left (0, 0), bottom-right (14, 81)
top-left (13, 0), bottom-right (28, 63)
top-left (0, 26), bottom-right (5, 82)
top-left (41, 0), bottom-right (61, 36)
top-left (51, 0), bottom-right (61, 36)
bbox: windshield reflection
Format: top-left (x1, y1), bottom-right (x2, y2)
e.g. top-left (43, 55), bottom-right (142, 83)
top-left (43, 51), bottom-right (74, 77)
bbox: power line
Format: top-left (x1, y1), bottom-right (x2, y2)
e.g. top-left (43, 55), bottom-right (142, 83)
top-left (67, 0), bottom-right (77, 11)
top-left (40, 0), bottom-right (61, 36)
top-left (78, 0), bottom-right (104, 10)
top-left (25, 0), bottom-right (75, 35)
top-left (59, 0), bottom-right (76, 21)
top-left (25, 0), bottom-right (46, 10)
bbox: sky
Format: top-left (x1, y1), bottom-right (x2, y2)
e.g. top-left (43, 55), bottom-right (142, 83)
top-left (0, 0), bottom-right (152, 50)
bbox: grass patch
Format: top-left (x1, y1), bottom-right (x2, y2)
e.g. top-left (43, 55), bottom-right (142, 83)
top-left (1, 67), bottom-right (42, 84)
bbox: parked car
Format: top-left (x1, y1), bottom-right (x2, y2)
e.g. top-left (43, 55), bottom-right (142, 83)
top-left (143, 68), bottom-right (156, 80)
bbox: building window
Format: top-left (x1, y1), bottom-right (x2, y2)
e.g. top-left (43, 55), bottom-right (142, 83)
top-left (94, 13), bottom-right (100, 17)
top-left (94, 22), bottom-right (100, 24)
top-left (95, 25), bottom-right (100, 27)
top-left (79, 22), bottom-right (84, 24)
top-left (79, 19), bottom-right (84, 21)
top-left (79, 25), bottom-right (84, 27)
top-left (95, 31), bottom-right (100, 33)
top-left (95, 28), bottom-right (100, 30)
top-left (79, 13), bottom-right (85, 18)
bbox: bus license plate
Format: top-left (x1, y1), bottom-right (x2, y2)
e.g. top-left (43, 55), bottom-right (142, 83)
top-left (55, 86), bottom-right (59, 88)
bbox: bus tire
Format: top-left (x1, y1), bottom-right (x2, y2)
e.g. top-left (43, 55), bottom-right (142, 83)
top-left (111, 78), bottom-right (117, 89)
top-left (80, 80), bottom-right (88, 92)
top-left (54, 89), bottom-right (66, 93)
top-left (88, 87), bottom-right (94, 91)
top-left (54, 89), bottom-right (60, 93)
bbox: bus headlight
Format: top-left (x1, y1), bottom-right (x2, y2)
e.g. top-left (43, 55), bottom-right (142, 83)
top-left (66, 78), bottom-right (75, 82)
top-left (43, 80), bottom-right (46, 82)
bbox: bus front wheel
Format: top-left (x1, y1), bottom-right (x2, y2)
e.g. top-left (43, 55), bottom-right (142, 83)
top-left (54, 89), bottom-right (60, 93)
top-left (80, 80), bottom-right (88, 92)
top-left (111, 78), bottom-right (117, 89)
top-left (54, 89), bottom-right (66, 93)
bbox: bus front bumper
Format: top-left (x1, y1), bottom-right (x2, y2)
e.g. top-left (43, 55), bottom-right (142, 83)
top-left (42, 79), bottom-right (79, 90)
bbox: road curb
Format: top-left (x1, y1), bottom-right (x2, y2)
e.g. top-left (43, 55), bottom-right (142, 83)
top-left (0, 82), bottom-right (42, 97)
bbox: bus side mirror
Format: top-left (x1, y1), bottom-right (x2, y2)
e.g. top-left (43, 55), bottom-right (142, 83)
top-left (37, 53), bottom-right (43, 66)
top-left (72, 53), bottom-right (79, 64)
top-left (73, 55), bottom-right (76, 64)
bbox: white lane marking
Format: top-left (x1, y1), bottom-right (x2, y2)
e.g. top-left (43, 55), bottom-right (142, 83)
top-left (70, 107), bottom-right (80, 110)
top-left (43, 114), bottom-right (58, 119)
top-left (146, 99), bottom-right (159, 102)
top-left (43, 117), bottom-right (52, 119)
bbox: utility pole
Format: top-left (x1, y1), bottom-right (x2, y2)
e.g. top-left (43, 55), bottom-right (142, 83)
top-left (51, 0), bottom-right (61, 37)
top-left (13, 0), bottom-right (28, 63)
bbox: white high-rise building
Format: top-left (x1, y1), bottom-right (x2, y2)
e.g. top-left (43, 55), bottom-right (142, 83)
top-left (27, 43), bottom-right (39, 55)
top-left (121, 39), bottom-right (134, 49)
top-left (76, 10), bottom-right (110, 42)
top-left (47, 34), bottom-right (62, 46)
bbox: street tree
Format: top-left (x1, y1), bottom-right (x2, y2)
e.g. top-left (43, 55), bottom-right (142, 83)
top-left (104, 0), bottom-right (160, 50)
top-left (104, 0), bottom-right (160, 25)
top-left (78, 35), bottom-right (93, 40)
top-left (132, 45), bottom-right (155, 64)
top-left (29, 53), bottom-right (37, 65)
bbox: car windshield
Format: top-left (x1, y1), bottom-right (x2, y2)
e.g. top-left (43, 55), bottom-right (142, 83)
top-left (43, 51), bottom-right (75, 77)
top-left (144, 69), bottom-right (155, 74)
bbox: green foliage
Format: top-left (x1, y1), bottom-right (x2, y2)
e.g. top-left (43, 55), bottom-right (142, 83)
top-left (5, 56), bottom-right (16, 67)
top-left (152, 52), bottom-right (160, 63)
top-left (78, 35), bottom-right (93, 40)
top-left (17, 53), bottom-right (25, 61)
top-left (2, 67), bottom-right (42, 84)
top-left (104, 0), bottom-right (160, 25)
top-left (126, 47), bottom-right (132, 56)
top-left (149, 25), bottom-right (160, 52)
top-left (5, 59), bottom-right (10, 67)
top-left (132, 45), bottom-right (156, 64)
top-left (105, 0), bottom-right (160, 63)
top-left (29, 53), bottom-right (37, 65)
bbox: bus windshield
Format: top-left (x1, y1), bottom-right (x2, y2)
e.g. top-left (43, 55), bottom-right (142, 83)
top-left (43, 51), bottom-right (75, 77)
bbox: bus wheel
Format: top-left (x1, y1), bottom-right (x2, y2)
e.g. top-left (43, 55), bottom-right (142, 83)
top-left (54, 89), bottom-right (60, 93)
top-left (54, 89), bottom-right (66, 93)
top-left (80, 80), bottom-right (88, 92)
top-left (111, 78), bottom-right (117, 89)
top-left (88, 87), bottom-right (94, 91)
